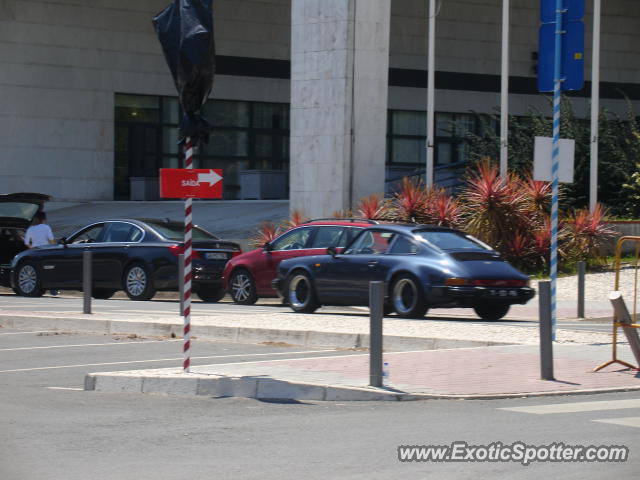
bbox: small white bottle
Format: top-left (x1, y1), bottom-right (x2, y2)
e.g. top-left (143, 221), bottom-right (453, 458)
top-left (382, 361), bottom-right (390, 384)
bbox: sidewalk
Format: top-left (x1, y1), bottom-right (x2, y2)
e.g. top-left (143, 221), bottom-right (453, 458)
top-left (85, 344), bottom-right (640, 401)
top-left (4, 290), bottom-right (639, 401)
top-left (0, 297), bottom-right (617, 350)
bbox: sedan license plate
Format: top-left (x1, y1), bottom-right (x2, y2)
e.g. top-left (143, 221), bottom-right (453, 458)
top-left (205, 252), bottom-right (228, 260)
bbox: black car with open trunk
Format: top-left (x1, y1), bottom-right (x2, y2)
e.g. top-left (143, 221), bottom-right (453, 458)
top-left (9, 217), bottom-right (241, 302)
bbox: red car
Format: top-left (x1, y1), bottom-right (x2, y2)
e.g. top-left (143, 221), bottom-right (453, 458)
top-left (223, 219), bottom-right (376, 304)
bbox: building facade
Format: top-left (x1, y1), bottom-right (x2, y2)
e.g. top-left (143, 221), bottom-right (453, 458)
top-left (1, 0), bottom-right (638, 217)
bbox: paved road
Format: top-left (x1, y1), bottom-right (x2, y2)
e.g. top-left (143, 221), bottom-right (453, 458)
top-left (1, 327), bottom-right (638, 479)
top-left (0, 291), bottom-right (613, 334)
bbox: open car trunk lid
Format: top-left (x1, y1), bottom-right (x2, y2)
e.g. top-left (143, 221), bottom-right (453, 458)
top-left (0, 192), bottom-right (51, 229)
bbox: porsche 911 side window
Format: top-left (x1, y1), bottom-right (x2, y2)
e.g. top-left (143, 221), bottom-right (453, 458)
top-left (344, 231), bottom-right (395, 255)
top-left (388, 235), bottom-right (419, 254)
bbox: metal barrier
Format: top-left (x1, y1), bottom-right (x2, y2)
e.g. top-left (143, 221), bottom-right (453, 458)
top-left (594, 236), bottom-right (640, 371)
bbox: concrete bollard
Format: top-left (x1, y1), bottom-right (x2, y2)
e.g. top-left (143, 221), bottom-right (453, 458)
top-left (82, 250), bottom-right (92, 314)
top-left (577, 261), bottom-right (585, 318)
top-left (539, 281), bottom-right (554, 380)
top-left (369, 281), bottom-right (384, 387)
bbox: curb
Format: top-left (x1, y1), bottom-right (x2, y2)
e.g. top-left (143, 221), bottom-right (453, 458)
top-left (0, 314), bottom-right (513, 351)
top-left (84, 370), bottom-right (640, 402)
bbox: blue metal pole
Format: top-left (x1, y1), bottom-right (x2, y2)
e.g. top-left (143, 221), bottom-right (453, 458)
top-left (551, 0), bottom-right (564, 341)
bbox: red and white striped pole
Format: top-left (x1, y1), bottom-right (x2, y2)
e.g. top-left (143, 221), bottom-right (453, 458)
top-left (183, 136), bottom-right (193, 373)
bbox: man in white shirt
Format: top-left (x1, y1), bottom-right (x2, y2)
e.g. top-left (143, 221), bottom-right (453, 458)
top-left (24, 211), bottom-right (58, 295)
top-left (24, 211), bottom-right (55, 248)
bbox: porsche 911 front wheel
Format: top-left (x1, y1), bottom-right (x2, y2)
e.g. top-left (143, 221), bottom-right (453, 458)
top-left (286, 271), bottom-right (319, 313)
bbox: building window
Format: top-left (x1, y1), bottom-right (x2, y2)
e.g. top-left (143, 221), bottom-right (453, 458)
top-left (387, 110), bottom-right (479, 167)
top-left (114, 94), bottom-right (289, 200)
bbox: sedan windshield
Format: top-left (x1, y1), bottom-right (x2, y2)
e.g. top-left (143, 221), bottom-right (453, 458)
top-left (414, 230), bottom-right (489, 251)
top-left (145, 221), bottom-right (219, 241)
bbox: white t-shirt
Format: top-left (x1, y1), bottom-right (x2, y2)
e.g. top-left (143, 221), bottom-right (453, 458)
top-left (24, 224), bottom-right (54, 247)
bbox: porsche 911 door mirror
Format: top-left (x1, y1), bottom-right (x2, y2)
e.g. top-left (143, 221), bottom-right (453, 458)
top-left (59, 236), bottom-right (68, 246)
top-left (327, 246), bottom-right (338, 257)
top-left (262, 242), bottom-right (273, 252)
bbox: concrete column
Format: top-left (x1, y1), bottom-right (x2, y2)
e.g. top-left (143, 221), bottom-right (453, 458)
top-left (290, 0), bottom-right (390, 218)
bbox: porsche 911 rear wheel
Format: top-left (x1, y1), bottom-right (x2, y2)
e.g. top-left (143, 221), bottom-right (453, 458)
top-left (391, 274), bottom-right (427, 319)
top-left (286, 271), bottom-right (319, 313)
top-left (473, 303), bottom-right (510, 321)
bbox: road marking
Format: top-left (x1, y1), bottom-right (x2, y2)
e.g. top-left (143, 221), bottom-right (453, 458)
top-left (46, 387), bottom-right (84, 391)
top-left (0, 340), bottom-right (181, 352)
top-left (0, 349), bottom-right (335, 373)
top-left (499, 399), bottom-right (640, 414)
top-left (592, 417), bottom-right (640, 429)
top-left (0, 330), bottom-right (57, 336)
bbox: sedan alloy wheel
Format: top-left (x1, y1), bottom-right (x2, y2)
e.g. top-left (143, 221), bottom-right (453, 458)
top-left (229, 269), bottom-right (258, 305)
top-left (124, 263), bottom-right (156, 301)
top-left (16, 262), bottom-right (45, 297)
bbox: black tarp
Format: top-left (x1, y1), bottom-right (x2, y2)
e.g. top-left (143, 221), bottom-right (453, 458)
top-left (153, 0), bottom-right (215, 144)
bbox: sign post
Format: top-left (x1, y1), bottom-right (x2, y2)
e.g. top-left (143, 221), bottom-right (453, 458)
top-left (538, 0), bottom-right (584, 340)
top-left (154, 0), bottom-right (216, 373)
top-left (182, 139), bottom-right (194, 372)
top-left (160, 164), bottom-right (223, 373)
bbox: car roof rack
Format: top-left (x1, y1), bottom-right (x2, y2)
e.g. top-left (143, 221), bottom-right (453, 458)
top-left (305, 218), bottom-right (379, 224)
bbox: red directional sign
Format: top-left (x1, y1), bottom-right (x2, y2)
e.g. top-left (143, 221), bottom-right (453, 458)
top-left (160, 168), bottom-right (223, 199)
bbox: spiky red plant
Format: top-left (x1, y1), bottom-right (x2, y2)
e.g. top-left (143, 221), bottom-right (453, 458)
top-left (285, 209), bottom-right (308, 228)
top-left (392, 177), bottom-right (428, 223)
top-left (248, 221), bottom-right (280, 249)
top-left (565, 203), bottom-right (616, 264)
top-left (459, 159), bottom-right (528, 249)
top-left (357, 193), bottom-right (387, 220)
top-left (502, 231), bottom-right (534, 269)
top-left (521, 175), bottom-right (551, 217)
top-left (426, 188), bottom-right (462, 228)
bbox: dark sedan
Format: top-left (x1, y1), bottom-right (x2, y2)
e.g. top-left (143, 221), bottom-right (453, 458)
top-left (10, 218), bottom-right (241, 301)
top-left (274, 224), bottom-right (535, 321)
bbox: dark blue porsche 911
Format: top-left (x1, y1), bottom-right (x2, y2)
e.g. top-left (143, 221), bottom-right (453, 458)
top-left (273, 224), bottom-right (535, 321)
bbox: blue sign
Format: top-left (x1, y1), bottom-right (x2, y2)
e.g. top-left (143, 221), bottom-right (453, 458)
top-left (538, 21), bottom-right (584, 92)
top-left (538, 0), bottom-right (585, 93)
top-left (540, 0), bottom-right (584, 23)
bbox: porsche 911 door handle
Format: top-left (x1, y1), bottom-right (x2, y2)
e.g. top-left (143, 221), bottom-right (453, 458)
top-left (367, 261), bottom-right (379, 267)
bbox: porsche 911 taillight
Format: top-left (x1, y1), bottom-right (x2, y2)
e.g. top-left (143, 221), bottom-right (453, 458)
top-left (471, 279), bottom-right (528, 287)
top-left (444, 278), bottom-right (468, 286)
top-left (168, 244), bottom-right (201, 259)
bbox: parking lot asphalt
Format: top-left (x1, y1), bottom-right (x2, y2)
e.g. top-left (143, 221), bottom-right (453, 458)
top-left (2, 326), bottom-right (639, 479)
